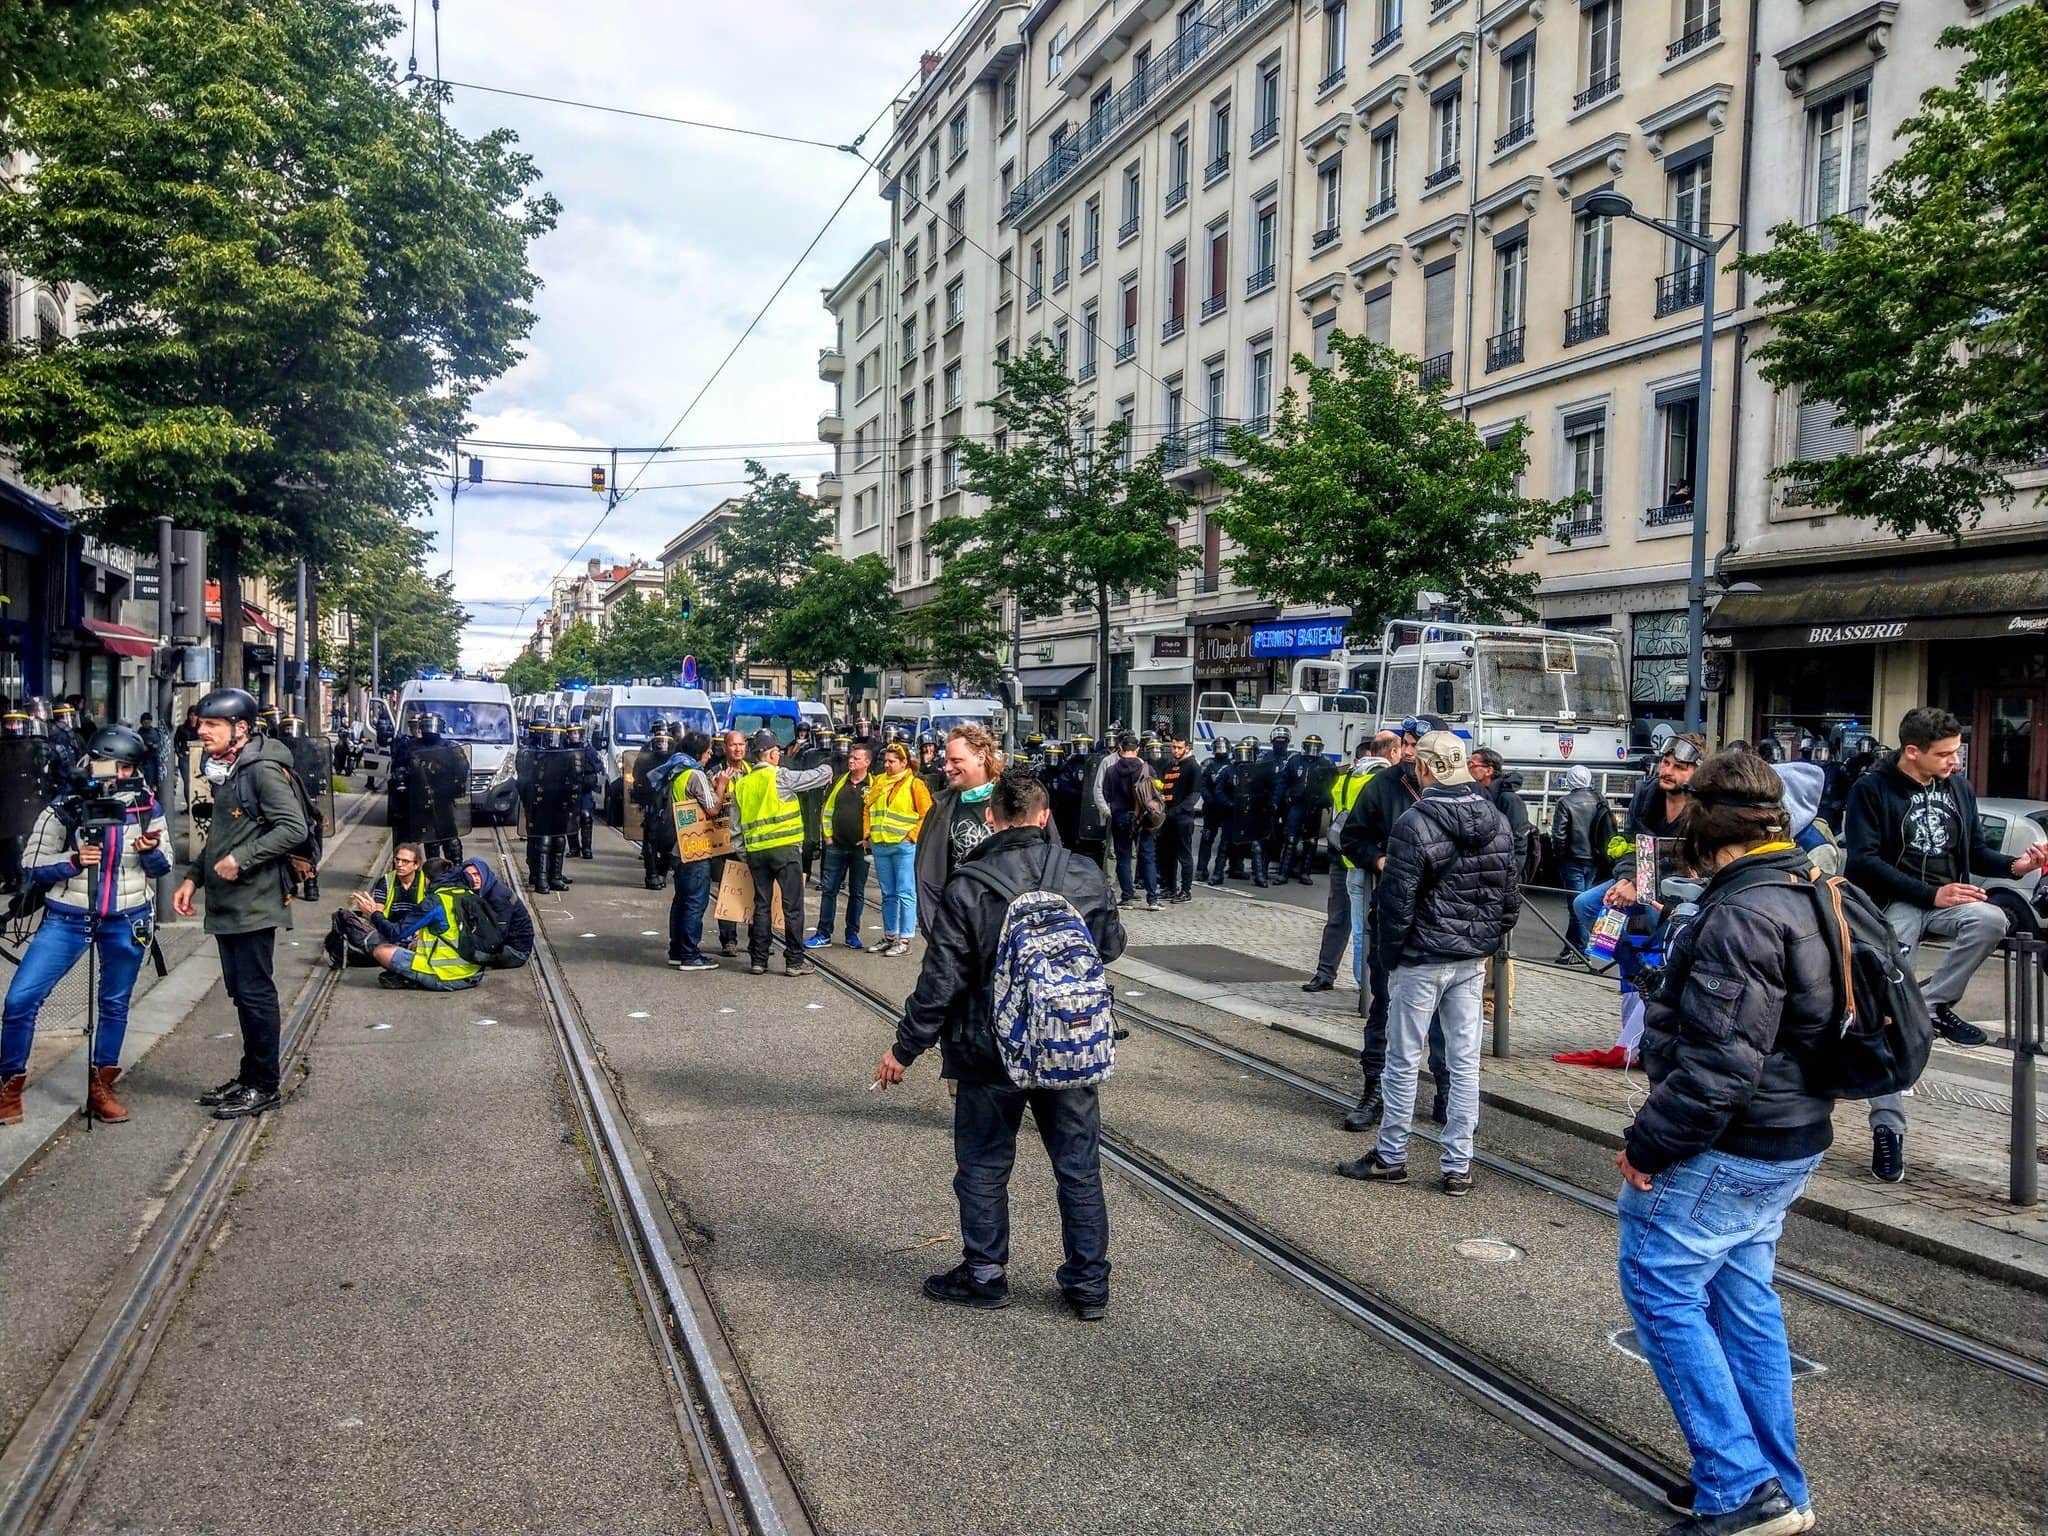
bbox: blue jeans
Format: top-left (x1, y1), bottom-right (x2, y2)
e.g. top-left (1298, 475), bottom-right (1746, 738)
top-left (1570, 878), bottom-right (1612, 957)
top-left (669, 857), bottom-right (711, 964)
top-left (815, 845), bottom-right (869, 941)
top-left (1618, 1148), bottom-right (1820, 1517)
top-left (1376, 958), bottom-right (1485, 1174)
top-left (954, 1079), bottom-right (1110, 1300)
top-left (1346, 866), bottom-right (1368, 988)
top-left (873, 841), bottom-right (916, 937)
top-left (1558, 859), bottom-right (1598, 949)
top-left (2, 904), bottom-right (149, 1075)
top-left (1111, 810), bottom-right (1157, 902)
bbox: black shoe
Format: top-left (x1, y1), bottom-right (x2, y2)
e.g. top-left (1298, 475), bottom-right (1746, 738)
top-left (1296, 874), bottom-right (1312, 886)
top-left (1661, 1479), bottom-right (1802, 1536)
top-left (1206, 879), bottom-right (1222, 888)
top-left (1062, 1290), bottom-right (1107, 1322)
top-left (1341, 1083), bottom-right (1382, 1132)
top-left (720, 940), bottom-right (739, 957)
top-left (1554, 946), bottom-right (1586, 967)
top-left (1931, 1005), bottom-right (1989, 1047)
top-left (210, 1084), bottom-right (280, 1121)
top-left (1441, 1169), bottom-right (1473, 1198)
top-left (550, 878), bottom-right (572, 891)
top-left (1302, 978), bottom-right (1334, 993)
top-left (1336, 1150), bottom-right (1407, 1183)
top-left (922, 1263), bottom-right (1010, 1310)
top-left (1429, 1088), bottom-right (1449, 1126)
top-left (1871, 1125), bottom-right (1905, 1183)
top-left (1111, 1025), bottom-right (1131, 1041)
top-left (302, 879), bottom-right (320, 901)
top-left (1252, 877), bottom-right (1268, 888)
top-left (645, 877), bottom-right (664, 890)
top-left (197, 1076), bottom-right (243, 1107)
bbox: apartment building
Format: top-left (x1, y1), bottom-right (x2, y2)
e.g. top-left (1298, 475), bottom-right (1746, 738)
top-left (820, 241), bottom-right (894, 561)
top-left (1711, 0), bottom-right (2047, 798)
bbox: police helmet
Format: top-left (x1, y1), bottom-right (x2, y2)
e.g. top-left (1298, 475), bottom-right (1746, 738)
top-left (1141, 740), bottom-right (1165, 766)
top-left (832, 731), bottom-right (851, 748)
top-left (1043, 742), bottom-right (1067, 766)
top-left (279, 715), bottom-right (303, 739)
top-left (196, 687), bottom-right (260, 727)
top-left (1210, 737), bottom-right (1228, 757)
top-left (1302, 733), bottom-right (1325, 755)
top-left (649, 723), bottom-right (672, 748)
top-left (565, 723), bottom-right (586, 747)
top-left (1270, 726), bottom-right (1291, 748)
top-left (1232, 737), bottom-right (1257, 763)
top-left (419, 712), bottom-right (447, 739)
top-left (87, 724), bottom-right (150, 770)
top-left (535, 722), bottom-right (562, 745)
top-left (2, 711), bottom-right (26, 738)
top-left (1071, 734), bottom-right (1095, 755)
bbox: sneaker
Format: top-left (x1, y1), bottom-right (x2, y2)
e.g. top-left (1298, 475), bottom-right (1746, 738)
top-left (785, 961), bottom-right (813, 977)
top-left (885, 939), bottom-right (911, 958)
top-left (210, 1084), bottom-right (280, 1121)
top-left (1871, 1125), bottom-right (1905, 1183)
top-left (1143, 898), bottom-right (1162, 912)
top-left (667, 957), bottom-right (685, 969)
top-left (1554, 946), bottom-right (1589, 968)
top-left (197, 1076), bottom-right (244, 1107)
top-left (921, 1263), bottom-right (1010, 1310)
top-left (720, 940), bottom-right (739, 957)
top-left (1335, 1150), bottom-right (1407, 1183)
top-left (749, 963), bottom-right (768, 976)
top-left (1931, 1005), bottom-right (1989, 1047)
top-left (1302, 977), bottom-right (1334, 994)
top-left (1340, 1084), bottom-right (1383, 1133)
top-left (803, 932), bottom-right (833, 950)
top-left (678, 958), bottom-right (718, 972)
top-left (1660, 1478), bottom-right (1803, 1536)
top-left (844, 934), bottom-right (866, 951)
top-left (1441, 1169), bottom-right (1473, 1198)
top-left (1062, 1290), bottom-right (1107, 1322)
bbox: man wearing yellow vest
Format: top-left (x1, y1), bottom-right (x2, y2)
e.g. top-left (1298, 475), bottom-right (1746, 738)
top-left (367, 858), bottom-right (484, 990)
top-left (1304, 732), bottom-right (1400, 993)
top-left (732, 730), bottom-right (836, 975)
top-left (805, 741), bottom-right (875, 951)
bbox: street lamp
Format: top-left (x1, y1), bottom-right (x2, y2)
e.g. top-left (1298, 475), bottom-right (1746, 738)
top-left (1580, 190), bottom-right (1737, 737)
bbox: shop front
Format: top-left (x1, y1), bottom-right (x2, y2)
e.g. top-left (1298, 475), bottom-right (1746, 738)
top-left (1193, 605), bottom-right (1280, 707)
top-left (1017, 658), bottom-right (1094, 740)
top-left (1129, 626), bottom-right (1193, 738)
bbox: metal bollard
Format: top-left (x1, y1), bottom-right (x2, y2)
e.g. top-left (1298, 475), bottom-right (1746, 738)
top-left (1490, 946), bottom-right (1511, 1060)
top-left (2010, 935), bottom-right (2042, 1209)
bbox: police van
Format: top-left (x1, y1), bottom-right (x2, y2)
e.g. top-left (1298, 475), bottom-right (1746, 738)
top-left (395, 676), bottom-right (519, 823)
top-left (584, 684), bottom-right (718, 825)
top-left (880, 693), bottom-right (1006, 742)
top-left (713, 694), bottom-right (804, 749)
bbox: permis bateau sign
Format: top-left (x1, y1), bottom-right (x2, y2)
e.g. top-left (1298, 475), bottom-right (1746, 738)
top-left (1250, 618), bottom-right (1349, 658)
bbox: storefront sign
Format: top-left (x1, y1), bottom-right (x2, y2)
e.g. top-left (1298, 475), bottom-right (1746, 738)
top-left (1250, 617), bottom-right (1348, 658)
top-left (1195, 623), bottom-right (1255, 680)
top-left (2010, 615), bottom-right (2048, 634)
top-left (1151, 634), bottom-right (1189, 660)
top-left (1806, 622), bottom-right (1908, 645)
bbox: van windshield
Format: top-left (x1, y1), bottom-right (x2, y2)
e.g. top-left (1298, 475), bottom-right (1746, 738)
top-left (928, 713), bottom-right (994, 735)
top-left (730, 711), bottom-right (798, 747)
top-left (414, 700), bottom-right (512, 744)
top-left (613, 705), bottom-right (715, 744)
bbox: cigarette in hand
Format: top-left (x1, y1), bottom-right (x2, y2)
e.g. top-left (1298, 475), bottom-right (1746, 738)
top-left (867, 1079), bottom-right (882, 1091)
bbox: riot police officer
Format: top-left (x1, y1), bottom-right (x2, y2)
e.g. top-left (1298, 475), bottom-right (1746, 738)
top-left (1225, 736), bottom-right (1272, 886)
top-left (387, 711), bottom-right (424, 834)
top-left (402, 713), bottom-right (468, 865)
top-left (790, 726), bottom-right (836, 883)
top-left (916, 733), bottom-right (947, 796)
top-left (45, 701), bottom-right (87, 783)
top-left (630, 721), bottom-right (676, 889)
top-left (1072, 734), bottom-right (1112, 869)
top-left (1197, 737), bottom-right (1232, 886)
top-left (1261, 726), bottom-right (1293, 873)
top-left (1277, 732), bottom-right (1325, 884)
top-left (0, 711), bottom-right (61, 896)
top-left (519, 721), bottom-right (575, 892)
top-left (565, 722), bottom-right (601, 858)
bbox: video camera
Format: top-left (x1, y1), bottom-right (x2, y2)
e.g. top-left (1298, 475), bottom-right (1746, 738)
top-left (62, 760), bottom-right (153, 839)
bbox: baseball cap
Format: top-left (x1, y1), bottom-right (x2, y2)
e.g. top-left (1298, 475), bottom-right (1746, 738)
top-left (749, 729), bottom-right (778, 755)
top-left (1414, 730), bottom-right (1474, 784)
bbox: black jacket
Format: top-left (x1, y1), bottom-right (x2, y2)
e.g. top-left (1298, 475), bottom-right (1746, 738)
top-left (1843, 754), bottom-right (2013, 910)
top-left (1161, 756), bottom-right (1203, 820)
top-left (1338, 760), bottom-right (1422, 873)
top-left (1626, 776), bottom-right (1689, 839)
top-left (1625, 848), bottom-right (1839, 1175)
top-left (1197, 754), bottom-right (1232, 823)
top-left (1375, 783), bottom-right (1521, 965)
top-left (893, 826), bottom-right (1126, 1084)
top-left (1550, 785), bottom-right (1618, 865)
top-left (915, 785), bottom-right (1065, 935)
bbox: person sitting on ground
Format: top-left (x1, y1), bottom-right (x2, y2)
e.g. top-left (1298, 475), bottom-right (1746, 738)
top-left (1843, 705), bottom-right (2047, 1183)
top-left (1616, 749), bottom-right (1837, 1536)
top-left (357, 857), bottom-right (483, 991)
top-left (459, 855), bottom-right (533, 969)
top-left (1338, 730), bottom-right (1519, 1196)
top-left (874, 769), bottom-right (1125, 1320)
top-left (326, 843), bottom-right (428, 969)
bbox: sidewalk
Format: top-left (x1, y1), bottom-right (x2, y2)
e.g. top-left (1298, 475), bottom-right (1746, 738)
top-left (1107, 881), bottom-right (2048, 1291)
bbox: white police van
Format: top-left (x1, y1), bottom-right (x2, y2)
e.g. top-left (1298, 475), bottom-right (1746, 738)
top-left (395, 676), bottom-right (519, 823)
top-left (583, 684), bottom-right (718, 825)
top-left (880, 693), bottom-right (1006, 742)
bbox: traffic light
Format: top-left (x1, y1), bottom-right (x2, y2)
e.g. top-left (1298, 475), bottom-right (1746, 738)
top-left (590, 465), bottom-right (606, 494)
top-left (170, 529), bottom-right (207, 644)
top-left (468, 457), bottom-right (483, 484)
top-left (677, 591), bottom-right (692, 622)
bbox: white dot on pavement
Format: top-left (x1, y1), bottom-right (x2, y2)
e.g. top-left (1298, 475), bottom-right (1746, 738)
top-left (368, 1022), bottom-right (392, 1031)
top-left (628, 1011), bottom-right (650, 1019)
top-left (805, 1003), bottom-right (824, 1011)
top-left (640, 930), bottom-right (659, 937)
top-left (1127, 990), bottom-right (1148, 998)
top-left (475, 1018), bottom-right (496, 1027)
top-left (580, 932), bottom-right (596, 939)
top-left (717, 1007), bottom-right (736, 1015)
top-left (212, 1031), bottom-right (235, 1040)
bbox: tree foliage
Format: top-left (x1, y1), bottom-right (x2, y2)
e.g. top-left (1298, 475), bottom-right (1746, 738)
top-left (1734, 8), bottom-right (2048, 539)
top-left (904, 572), bottom-right (1009, 694)
top-left (326, 520), bottom-right (466, 693)
top-left (1210, 332), bottom-right (1567, 645)
top-left (941, 344), bottom-right (1194, 733)
top-left (689, 464), bottom-right (831, 684)
top-left (757, 554), bottom-right (908, 704)
top-left (0, 2), bottom-right (144, 114)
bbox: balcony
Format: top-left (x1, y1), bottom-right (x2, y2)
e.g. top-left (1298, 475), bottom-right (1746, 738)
top-left (1365, 192), bottom-right (1397, 223)
top-left (1165, 179), bottom-right (1189, 212)
top-left (1205, 152), bottom-right (1230, 182)
top-left (1804, 206), bottom-right (1867, 250)
top-left (1372, 26), bottom-right (1403, 58)
top-left (1246, 263), bottom-right (1275, 295)
top-left (1423, 161), bottom-right (1461, 191)
top-left (1201, 292), bottom-right (1227, 320)
top-left (1080, 240), bottom-right (1100, 269)
top-left (1003, 0), bottom-right (1284, 225)
top-left (1645, 500), bottom-right (1695, 527)
top-left (1115, 336), bottom-right (1137, 363)
top-left (1244, 411), bottom-right (1270, 437)
top-left (1666, 18), bottom-right (1721, 62)
top-left (817, 346), bottom-right (845, 380)
top-left (1418, 352), bottom-right (1453, 387)
top-left (818, 409), bottom-right (845, 440)
top-left (1493, 118), bottom-right (1534, 155)
top-left (1311, 224), bottom-right (1340, 251)
top-left (1119, 214), bottom-right (1141, 243)
top-left (1319, 65), bottom-right (1347, 94)
top-left (1077, 359), bottom-right (1098, 382)
top-left (1162, 313), bottom-right (1186, 341)
top-left (1563, 295), bottom-right (1610, 347)
top-left (816, 471), bottom-right (843, 503)
top-left (1553, 503), bottom-right (1605, 544)
top-left (1655, 263), bottom-right (1706, 317)
top-left (1163, 417), bottom-right (1239, 473)
top-left (1025, 284), bottom-right (1044, 310)
top-left (1052, 264), bottom-right (1070, 290)
top-left (1485, 326), bottom-right (1524, 371)
top-left (1250, 118), bottom-right (1279, 152)
top-left (1573, 73), bottom-right (1619, 112)
top-left (1195, 572), bottom-right (1221, 595)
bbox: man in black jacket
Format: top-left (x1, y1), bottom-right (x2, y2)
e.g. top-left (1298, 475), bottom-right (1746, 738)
top-left (1844, 705), bottom-right (2046, 1181)
top-left (876, 771), bottom-right (1125, 1320)
top-left (1339, 731), bottom-right (1518, 1195)
top-left (1335, 732), bottom-right (1427, 1129)
top-left (1196, 739), bottom-right (1232, 885)
top-left (1158, 737), bottom-right (1202, 902)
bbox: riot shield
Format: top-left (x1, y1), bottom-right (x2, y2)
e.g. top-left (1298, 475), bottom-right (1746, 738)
top-left (520, 747), bottom-right (576, 838)
top-left (0, 736), bottom-right (60, 841)
top-left (622, 751), bottom-right (647, 843)
top-left (288, 732), bottom-right (337, 838)
top-left (411, 742), bottom-right (472, 841)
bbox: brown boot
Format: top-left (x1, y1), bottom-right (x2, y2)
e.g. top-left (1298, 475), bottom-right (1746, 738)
top-left (86, 1065), bottom-right (129, 1124)
top-left (0, 1073), bottom-right (23, 1126)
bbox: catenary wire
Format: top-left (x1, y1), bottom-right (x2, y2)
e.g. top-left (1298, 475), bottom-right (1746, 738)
top-left (427, 77), bottom-right (863, 154)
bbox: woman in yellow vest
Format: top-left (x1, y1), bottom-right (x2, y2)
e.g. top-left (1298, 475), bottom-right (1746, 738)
top-left (866, 741), bottom-right (932, 957)
top-left (367, 861), bottom-right (484, 990)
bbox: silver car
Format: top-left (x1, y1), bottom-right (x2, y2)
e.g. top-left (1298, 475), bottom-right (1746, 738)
top-left (1978, 797), bottom-right (2048, 937)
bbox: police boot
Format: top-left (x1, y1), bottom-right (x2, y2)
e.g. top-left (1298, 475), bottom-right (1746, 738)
top-left (548, 837), bottom-right (572, 891)
top-left (1251, 846), bottom-right (1269, 888)
top-left (86, 1065), bottom-right (130, 1123)
top-left (1295, 843), bottom-right (1314, 885)
top-left (527, 836), bottom-right (548, 890)
top-left (576, 815), bottom-right (594, 858)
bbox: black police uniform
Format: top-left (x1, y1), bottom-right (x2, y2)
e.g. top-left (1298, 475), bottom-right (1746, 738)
top-left (570, 732), bottom-right (602, 858)
top-left (1224, 742), bottom-right (1273, 885)
top-left (519, 727), bottom-right (576, 891)
top-left (630, 733), bottom-right (675, 888)
top-left (402, 724), bottom-right (468, 865)
top-left (1196, 741), bottom-right (1232, 884)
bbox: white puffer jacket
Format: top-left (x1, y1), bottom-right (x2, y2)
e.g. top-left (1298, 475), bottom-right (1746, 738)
top-left (21, 793), bottom-right (173, 918)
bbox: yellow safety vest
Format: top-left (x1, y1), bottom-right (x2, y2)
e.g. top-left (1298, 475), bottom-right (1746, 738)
top-left (734, 768), bottom-right (804, 852)
top-left (382, 869), bottom-right (426, 919)
top-left (407, 887), bottom-right (482, 983)
top-left (1334, 765), bottom-right (1378, 870)
top-left (668, 765), bottom-right (705, 819)
top-left (868, 774), bottom-right (924, 845)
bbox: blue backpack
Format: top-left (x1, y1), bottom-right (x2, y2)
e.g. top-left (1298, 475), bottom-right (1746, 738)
top-left (964, 845), bottom-right (1117, 1089)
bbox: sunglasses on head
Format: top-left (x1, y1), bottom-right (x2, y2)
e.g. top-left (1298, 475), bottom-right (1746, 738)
top-left (1661, 739), bottom-right (1703, 766)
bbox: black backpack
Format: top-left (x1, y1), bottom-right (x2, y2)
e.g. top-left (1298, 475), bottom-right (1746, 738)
top-left (1792, 871), bottom-right (1935, 1100)
top-left (232, 747), bottom-right (323, 869)
top-left (453, 888), bottom-right (509, 964)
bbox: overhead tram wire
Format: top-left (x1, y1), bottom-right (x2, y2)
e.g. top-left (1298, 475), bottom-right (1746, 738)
top-left (427, 78), bottom-right (860, 154)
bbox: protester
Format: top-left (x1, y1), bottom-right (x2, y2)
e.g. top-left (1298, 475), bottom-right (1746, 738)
top-left (1843, 706), bottom-right (2047, 1181)
top-left (326, 842), bottom-right (428, 969)
top-left (358, 857), bottom-right (483, 990)
top-left (806, 741), bottom-right (875, 950)
top-left (1104, 734), bottom-right (1160, 910)
top-left (914, 723), bottom-right (1005, 940)
top-left (1339, 731), bottom-right (1519, 1195)
top-left (1158, 737), bottom-right (1203, 903)
top-left (874, 769), bottom-right (1125, 1319)
top-left (867, 740), bottom-right (932, 956)
top-left (1305, 732), bottom-right (1397, 995)
top-left (1617, 750), bottom-right (1837, 1536)
top-left (664, 729), bottom-right (721, 972)
top-left (731, 730), bottom-right (835, 976)
top-left (1335, 727), bottom-right (1427, 1131)
top-left (458, 856), bottom-right (533, 969)
top-left (1548, 764), bottom-right (1617, 962)
top-left (700, 730), bottom-right (754, 956)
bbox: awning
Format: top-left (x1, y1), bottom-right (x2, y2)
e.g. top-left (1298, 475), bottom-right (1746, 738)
top-left (1709, 554), bottom-right (2048, 650)
top-left (82, 617), bottom-right (157, 659)
top-left (242, 602), bottom-right (282, 635)
top-left (0, 478), bottom-right (71, 535)
top-left (1018, 663), bottom-right (1093, 700)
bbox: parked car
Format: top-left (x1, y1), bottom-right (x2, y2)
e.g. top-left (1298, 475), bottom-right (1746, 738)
top-left (1978, 797), bottom-right (2048, 938)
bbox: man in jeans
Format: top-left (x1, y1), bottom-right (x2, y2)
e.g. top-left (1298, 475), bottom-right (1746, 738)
top-left (875, 771), bottom-right (1125, 1319)
top-left (731, 731), bottom-right (836, 977)
top-left (1548, 764), bottom-right (1616, 962)
top-left (1305, 733), bottom-right (1397, 994)
top-left (664, 730), bottom-right (720, 972)
top-left (1103, 733), bottom-right (1158, 909)
top-left (1844, 705), bottom-right (2047, 1182)
top-left (1338, 731), bottom-right (1518, 1196)
top-left (805, 741), bottom-right (874, 950)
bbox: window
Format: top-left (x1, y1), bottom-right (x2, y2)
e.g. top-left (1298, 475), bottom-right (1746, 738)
top-left (1370, 122), bottom-right (1398, 214)
top-left (1131, 45), bottom-right (1153, 102)
top-left (1001, 72), bottom-right (1019, 129)
top-left (1121, 163), bottom-right (1142, 239)
top-left (1659, 154), bottom-right (1711, 313)
top-left (1566, 208), bottom-right (1612, 343)
top-left (1248, 345), bottom-right (1273, 429)
top-left (1810, 84), bottom-right (1870, 223)
top-left (1120, 278), bottom-right (1139, 351)
top-left (946, 193), bottom-right (966, 250)
top-left (1250, 199), bottom-right (1277, 290)
top-left (1316, 156), bottom-right (1342, 239)
top-left (1049, 24), bottom-right (1068, 79)
top-left (943, 443), bottom-right (961, 491)
top-left (1028, 240), bottom-right (1044, 304)
top-left (1322, 0), bottom-right (1348, 89)
top-left (902, 315), bottom-right (918, 355)
top-left (998, 250), bottom-right (1014, 301)
top-left (1082, 198), bottom-right (1102, 267)
top-left (921, 457), bottom-right (934, 501)
top-left (1207, 96), bottom-right (1231, 179)
top-left (1090, 81), bottom-right (1113, 127)
top-left (926, 141), bottom-right (939, 185)
top-left (902, 238), bottom-right (919, 276)
top-left (1165, 244), bottom-right (1188, 336)
top-left (996, 339), bottom-right (1011, 364)
top-left (1500, 42), bottom-right (1535, 146)
top-left (945, 278), bottom-right (964, 326)
top-left (1001, 161), bottom-right (1016, 203)
top-left (1795, 395), bottom-right (1858, 462)
top-left (1312, 310), bottom-right (1336, 368)
top-left (941, 364), bottom-right (962, 411)
top-left (1118, 400), bottom-right (1136, 469)
top-left (901, 391), bottom-right (916, 430)
top-left (1166, 381), bottom-right (1186, 435)
top-left (1422, 259), bottom-right (1455, 378)
top-left (1375, 0), bottom-right (1402, 53)
top-left (1080, 302), bottom-right (1100, 375)
top-left (1254, 65), bottom-right (1281, 148)
top-left (1205, 224), bottom-right (1229, 315)
top-left (1053, 320), bottom-right (1070, 370)
top-left (852, 424), bottom-right (866, 462)
top-left (1654, 391), bottom-right (1699, 516)
top-left (1491, 236), bottom-right (1527, 369)
top-left (904, 160), bottom-right (919, 204)
top-left (1205, 365), bottom-right (1226, 440)
top-left (950, 108), bottom-right (968, 161)
top-left (923, 378), bottom-right (935, 420)
top-left (1429, 87), bottom-right (1461, 182)
top-left (925, 218), bottom-right (938, 266)
top-left (1673, 0), bottom-right (1721, 57)
top-left (1564, 412), bottom-right (1607, 534)
top-left (1168, 127), bottom-right (1191, 206)
top-left (1579, 1), bottom-right (1620, 106)
top-left (1362, 284), bottom-right (1392, 345)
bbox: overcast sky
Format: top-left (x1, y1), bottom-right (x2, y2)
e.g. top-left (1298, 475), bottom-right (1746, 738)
top-left (389, 0), bottom-right (954, 670)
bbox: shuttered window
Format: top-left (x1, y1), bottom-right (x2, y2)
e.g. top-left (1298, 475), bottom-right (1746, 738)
top-left (1795, 396), bottom-right (1858, 460)
top-left (1423, 261), bottom-right (1455, 360)
top-left (1363, 286), bottom-right (1392, 345)
top-left (1208, 227), bottom-right (1229, 300)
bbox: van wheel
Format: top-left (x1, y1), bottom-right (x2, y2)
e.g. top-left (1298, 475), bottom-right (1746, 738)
top-left (1988, 888), bottom-right (2041, 940)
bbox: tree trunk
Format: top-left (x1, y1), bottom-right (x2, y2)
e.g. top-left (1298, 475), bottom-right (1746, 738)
top-left (1094, 587), bottom-right (1112, 740)
top-left (218, 532), bottom-right (244, 693)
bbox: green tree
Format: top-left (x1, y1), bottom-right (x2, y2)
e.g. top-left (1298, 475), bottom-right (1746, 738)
top-left (903, 571), bottom-right (1009, 695)
top-left (1210, 332), bottom-right (1568, 644)
top-left (546, 621), bottom-right (602, 688)
top-left (593, 589), bottom-right (689, 681)
top-left (942, 344), bottom-right (1194, 735)
top-left (326, 522), bottom-right (465, 692)
top-left (0, 0), bottom-right (557, 685)
top-left (500, 651), bottom-right (554, 696)
top-left (691, 463), bottom-right (830, 685)
top-left (0, 2), bottom-right (144, 112)
top-left (758, 554), bottom-right (908, 714)
top-left (1733, 8), bottom-right (2048, 540)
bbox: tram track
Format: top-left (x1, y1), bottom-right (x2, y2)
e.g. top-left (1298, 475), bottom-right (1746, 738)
top-left (0, 793), bottom-right (384, 1536)
top-left (808, 953), bottom-right (1697, 1518)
